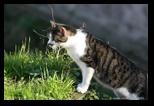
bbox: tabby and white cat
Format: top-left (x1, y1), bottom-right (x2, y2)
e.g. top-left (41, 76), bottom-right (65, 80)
top-left (47, 21), bottom-right (148, 100)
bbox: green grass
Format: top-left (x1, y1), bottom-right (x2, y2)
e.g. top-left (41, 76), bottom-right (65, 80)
top-left (4, 37), bottom-right (112, 100)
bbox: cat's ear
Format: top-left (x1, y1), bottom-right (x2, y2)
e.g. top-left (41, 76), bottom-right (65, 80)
top-left (50, 20), bottom-right (56, 27)
top-left (50, 20), bottom-right (67, 35)
top-left (58, 26), bottom-right (67, 35)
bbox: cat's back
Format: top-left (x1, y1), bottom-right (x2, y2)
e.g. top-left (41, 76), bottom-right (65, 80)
top-left (82, 30), bottom-right (148, 99)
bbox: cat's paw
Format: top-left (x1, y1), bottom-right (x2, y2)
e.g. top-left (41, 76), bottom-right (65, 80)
top-left (77, 83), bottom-right (89, 94)
top-left (77, 83), bottom-right (82, 87)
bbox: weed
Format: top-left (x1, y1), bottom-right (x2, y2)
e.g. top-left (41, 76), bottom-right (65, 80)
top-left (4, 37), bottom-right (112, 100)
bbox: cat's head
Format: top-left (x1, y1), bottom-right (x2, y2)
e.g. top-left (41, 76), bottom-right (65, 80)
top-left (47, 21), bottom-right (76, 49)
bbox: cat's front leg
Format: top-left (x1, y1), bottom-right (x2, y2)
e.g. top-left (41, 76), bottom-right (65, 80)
top-left (77, 67), bottom-right (95, 94)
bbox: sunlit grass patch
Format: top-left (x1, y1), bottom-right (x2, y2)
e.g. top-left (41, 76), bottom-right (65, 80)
top-left (4, 37), bottom-right (112, 100)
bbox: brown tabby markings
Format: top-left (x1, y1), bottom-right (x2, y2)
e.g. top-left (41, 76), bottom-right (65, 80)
top-left (80, 30), bottom-right (148, 99)
top-left (50, 25), bottom-right (76, 43)
top-left (47, 22), bottom-right (147, 99)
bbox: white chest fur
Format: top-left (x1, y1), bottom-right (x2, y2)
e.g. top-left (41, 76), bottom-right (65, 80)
top-left (62, 29), bottom-right (87, 62)
top-left (61, 29), bottom-right (95, 94)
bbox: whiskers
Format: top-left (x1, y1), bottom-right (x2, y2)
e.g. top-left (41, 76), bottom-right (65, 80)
top-left (33, 4), bottom-right (56, 43)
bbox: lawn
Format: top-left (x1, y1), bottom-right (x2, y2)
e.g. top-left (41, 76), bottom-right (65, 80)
top-left (4, 37), bottom-right (112, 100)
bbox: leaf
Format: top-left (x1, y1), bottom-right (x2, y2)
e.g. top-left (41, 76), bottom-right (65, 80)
top-left (70, 92), bottom-right (87, 100)
top-left (89, 97), bottom-right (94, 100)
top-left (29, 69), bottom-right (41, 76)
top-left (93, 95), bottom-right (99, 100)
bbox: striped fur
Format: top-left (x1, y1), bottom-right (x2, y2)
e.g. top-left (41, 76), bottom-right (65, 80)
top-left (81, 30), bottom-right (148, 100)
top-left (47, 21), bottom-right (148, 100)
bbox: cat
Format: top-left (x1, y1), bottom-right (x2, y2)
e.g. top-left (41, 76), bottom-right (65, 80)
top-left (47, 20), bottom-right (148, 100)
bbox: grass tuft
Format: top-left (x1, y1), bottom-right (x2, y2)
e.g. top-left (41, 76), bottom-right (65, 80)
top-left (4, 37), bottom-right (112, 100)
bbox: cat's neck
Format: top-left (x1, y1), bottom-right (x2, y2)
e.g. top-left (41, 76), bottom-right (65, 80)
top-left (61, 29), bottom-right (87, 59)
top-left (61, 29), bottom-right (86, 49)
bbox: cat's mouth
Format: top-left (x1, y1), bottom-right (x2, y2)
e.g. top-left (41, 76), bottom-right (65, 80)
top-left (47, 43), bottom-right (58, 50)
top-left (47, 43), bottom-right (54, 48)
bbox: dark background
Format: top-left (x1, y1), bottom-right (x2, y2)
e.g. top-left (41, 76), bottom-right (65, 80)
top-left (4, 4), bottom-right (148, 70)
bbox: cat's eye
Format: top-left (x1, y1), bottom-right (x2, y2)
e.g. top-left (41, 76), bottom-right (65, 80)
top-left (57, 32), bottom-right (63, 36)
